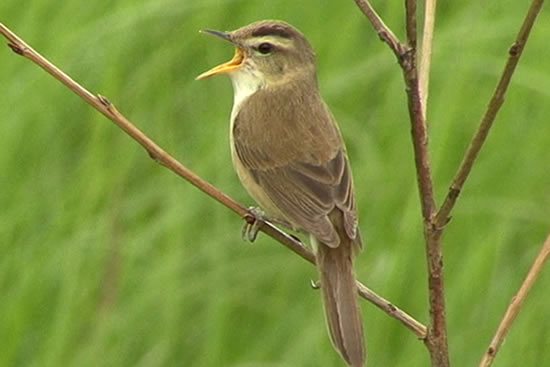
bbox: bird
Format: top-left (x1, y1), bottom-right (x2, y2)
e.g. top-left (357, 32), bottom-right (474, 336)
top-left (197, 20), bottom-right (366, 367)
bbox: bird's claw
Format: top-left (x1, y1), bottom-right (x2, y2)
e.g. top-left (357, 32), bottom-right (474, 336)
top-left (241, 207), bottom-right (266, 242)
top-left (310, 280), bottom-right (321, 290)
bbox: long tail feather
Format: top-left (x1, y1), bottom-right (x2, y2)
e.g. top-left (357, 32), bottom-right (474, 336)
top-left (315, 236), bottom-right (365, 367)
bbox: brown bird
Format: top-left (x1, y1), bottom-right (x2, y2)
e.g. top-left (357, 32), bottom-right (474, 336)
top-left (197, 20), bottom-right (365, 367)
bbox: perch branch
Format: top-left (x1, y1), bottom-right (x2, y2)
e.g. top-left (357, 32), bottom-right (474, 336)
top-left (478, 234), bottom-right (550, 367)
top-left (0, 22), bottom-right (427, 339)
top-left (435, 0), bottom-right (545, 228)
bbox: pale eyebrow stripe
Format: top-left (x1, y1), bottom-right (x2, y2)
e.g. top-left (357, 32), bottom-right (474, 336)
top-left (250, 35), bottom-right (292, 48)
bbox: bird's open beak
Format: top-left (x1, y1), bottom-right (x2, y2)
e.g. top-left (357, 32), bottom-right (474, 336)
top-left (196, 30), bottom-right (245, 80)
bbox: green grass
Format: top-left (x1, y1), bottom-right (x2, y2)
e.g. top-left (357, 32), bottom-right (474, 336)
top-left (1, 1), bottom-right (549, 366)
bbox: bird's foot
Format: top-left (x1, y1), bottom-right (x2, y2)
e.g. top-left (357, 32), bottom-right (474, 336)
top-left (242, 207), bottom-right (297, 242)
top-left (242, 207), bottom-right (267, 242)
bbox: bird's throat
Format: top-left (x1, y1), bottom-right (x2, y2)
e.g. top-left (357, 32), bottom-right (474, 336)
top-left (229, 68), bottom-right (264, 123)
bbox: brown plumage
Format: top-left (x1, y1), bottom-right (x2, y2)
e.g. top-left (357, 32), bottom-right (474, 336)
top-left (198, 20), bottom-right (366, 367)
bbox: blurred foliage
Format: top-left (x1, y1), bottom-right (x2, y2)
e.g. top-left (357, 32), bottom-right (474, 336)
top-left (1, 1), bottom-right (549, 366)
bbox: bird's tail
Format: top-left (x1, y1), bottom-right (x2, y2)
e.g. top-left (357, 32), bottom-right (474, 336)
top-left (315, 235), bottom-right (365, 367)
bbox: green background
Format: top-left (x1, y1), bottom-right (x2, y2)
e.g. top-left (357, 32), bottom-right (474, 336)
top-left (1, 1), bottom-right (549, 366)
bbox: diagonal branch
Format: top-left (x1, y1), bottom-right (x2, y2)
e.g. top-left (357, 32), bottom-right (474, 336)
top-left (0, 22), bottom-right (427, 339)
top-left (478, 234), bottom-right (550, 367)
top-left (435, 0), bottom-right (545, 228)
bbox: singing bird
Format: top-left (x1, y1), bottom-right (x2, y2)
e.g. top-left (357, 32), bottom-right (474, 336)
top-left (197, 20), bottom-right (365, 366)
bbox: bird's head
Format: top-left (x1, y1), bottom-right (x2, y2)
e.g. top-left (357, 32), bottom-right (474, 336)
top-left (196, 20), bottom-right (316, 86)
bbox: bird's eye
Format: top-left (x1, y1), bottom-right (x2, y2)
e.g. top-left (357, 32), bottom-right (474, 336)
top-left (257, 42), bottom-right (273, 54)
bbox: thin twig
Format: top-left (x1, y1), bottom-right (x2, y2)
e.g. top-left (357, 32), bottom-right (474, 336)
top-left (0, 22), bottom-right (427, 339)
top-left (435, 0), bottom-right (545, 229)
top-left (352, 0), bottom-right (409, 59)
top-left (356, 282), bottom-right (427, 338)
top-left (478, 234), bottom-right (550, 367)
top-left (419, 0), bottom-right (437, 118)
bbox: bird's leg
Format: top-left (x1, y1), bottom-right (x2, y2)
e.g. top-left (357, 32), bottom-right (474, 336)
top-left (242, 206), bottom-right (294, 242)
top-left (242, 207), bottom-right (265, 242)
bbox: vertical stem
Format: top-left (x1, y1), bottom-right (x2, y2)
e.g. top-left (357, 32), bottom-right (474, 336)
top-left (405, 0), bottom-right (418, 50)
top-left (404, 0), bottom-right (449, 365)
top-left (419, 0), bottom-right (437, 119)
top-left (424, 229), bottom-right (449, 367)
top-left (403, 0), bottom-right (435, 219)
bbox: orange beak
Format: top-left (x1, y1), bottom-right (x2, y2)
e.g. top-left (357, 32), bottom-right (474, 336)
top-left (196, 29), bottom-right (245, 80)
top-left (196, 48), bottom-right (245, 80)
